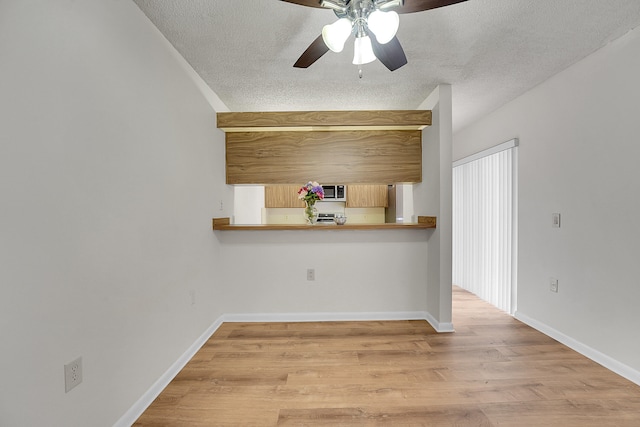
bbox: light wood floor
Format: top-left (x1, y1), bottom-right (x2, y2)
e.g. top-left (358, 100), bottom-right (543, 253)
top-left (134, 287), bottom-right (640, 426)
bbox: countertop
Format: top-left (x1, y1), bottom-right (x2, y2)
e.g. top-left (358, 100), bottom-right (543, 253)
top-left (212, 216), bottom-right (436, 231)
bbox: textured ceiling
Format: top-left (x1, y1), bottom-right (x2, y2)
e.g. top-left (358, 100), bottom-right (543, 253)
top-left (133, 0), bottom-right (640, 132)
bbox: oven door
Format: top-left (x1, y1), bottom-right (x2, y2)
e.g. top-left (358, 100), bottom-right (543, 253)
top-left (321, 185), bottom-right (346, 201)
top-left (322, 185), bottom-right (337, 199)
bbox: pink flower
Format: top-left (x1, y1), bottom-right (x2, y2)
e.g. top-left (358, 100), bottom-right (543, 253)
top-left (298, 181), bottom-right (324, 202)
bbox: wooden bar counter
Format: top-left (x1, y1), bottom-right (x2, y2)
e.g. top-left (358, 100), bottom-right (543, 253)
top-left (212, 216), bottom-right (436, 231)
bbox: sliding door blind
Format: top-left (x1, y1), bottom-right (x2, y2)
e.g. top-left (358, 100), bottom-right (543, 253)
top-left (453, 141), bottom-right (516, 313)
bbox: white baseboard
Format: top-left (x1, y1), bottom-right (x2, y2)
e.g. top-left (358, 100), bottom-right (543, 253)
top-left (222, 311), bottom-right (430, 323)
top-left (515, 310), bottom-right (640, 387)
top-left (424, 311), bottom-right (455, 333)
top-left (113, 316), bottom-right (225, 427)
top-left (223, 311), bottom-right (455, 332)
top-left (115, 310), bottom-right (453, 425)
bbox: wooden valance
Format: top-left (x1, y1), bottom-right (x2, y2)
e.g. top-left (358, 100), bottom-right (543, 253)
top-left (217, 110), bottom-right (430, 185)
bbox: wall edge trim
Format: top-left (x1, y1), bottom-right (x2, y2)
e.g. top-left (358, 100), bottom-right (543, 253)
top-left (424, 311), bottom-right (455, 333)
top-left (515, 310), bottom-right (640, 386)
top-left (222, 311), bottom-right (430, 323)
top-left (113, 317), bottom-right (225, 427)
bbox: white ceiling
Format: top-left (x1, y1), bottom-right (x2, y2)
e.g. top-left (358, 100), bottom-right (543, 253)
top-left (133, 0), bottom-right (640, 132)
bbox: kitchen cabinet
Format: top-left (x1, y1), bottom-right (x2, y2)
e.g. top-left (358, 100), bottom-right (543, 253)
top-left (346, 185), bottom-right (388, 208)
top-left (264, 185), bottom-right (304, 208)
top-left (218, 110), bottom-right (429, 185)
top-left (266, 184), bottom-right (388, 208)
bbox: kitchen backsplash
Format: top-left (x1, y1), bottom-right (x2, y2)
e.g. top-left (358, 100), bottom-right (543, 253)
top-left (342, 208), bottom-right (385, 224)
top-left (263, 205), bottom-right (386, 225)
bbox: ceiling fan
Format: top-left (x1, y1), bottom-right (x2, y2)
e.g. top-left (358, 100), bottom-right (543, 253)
top-left (281, 0), bottom-right (468, 72)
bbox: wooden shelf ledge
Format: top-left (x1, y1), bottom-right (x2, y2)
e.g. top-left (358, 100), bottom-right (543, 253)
top-left (212, 216), bottom-right (436, 231)
top-left (217, 110), bottom-right (431, 132)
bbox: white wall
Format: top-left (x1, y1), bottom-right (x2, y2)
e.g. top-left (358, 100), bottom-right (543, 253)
top-left (213, 86), bottom-right (453, 330)
top-left (234, 185), bottom-right (264, 224)
top-left (415, 85), bottom-right (454, 330)
top-left (217, 231), bottom-right (429, 316)
top-left (0, 1), bottom-right (230, 425)
top-left (454, 27), bottom-right (640, 381)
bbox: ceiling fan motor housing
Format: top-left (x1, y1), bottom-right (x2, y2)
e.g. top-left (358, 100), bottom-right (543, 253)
top-left (327, 0), bottom-right (402, 22)
top-left (287, 0), bottom-right (466, 71)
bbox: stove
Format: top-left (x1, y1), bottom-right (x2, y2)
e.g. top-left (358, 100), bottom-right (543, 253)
top-left (316, 213), bottom-right (336, 223)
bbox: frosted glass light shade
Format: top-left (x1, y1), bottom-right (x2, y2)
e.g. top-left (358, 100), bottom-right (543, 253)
top-left (352, 36), bottom-right (377, 65)
top-left (322, 18), bottom-right (352, 52)
top-left (367, 10), bottom-right (399, 44)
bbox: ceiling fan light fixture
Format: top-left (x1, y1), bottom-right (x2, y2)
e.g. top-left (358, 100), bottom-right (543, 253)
top-left (322, 18), bottom-right (352, 52)
top-left (352, 35), bottom-right (377, 65)
top-left (367, 9), bottom-right (399, 44)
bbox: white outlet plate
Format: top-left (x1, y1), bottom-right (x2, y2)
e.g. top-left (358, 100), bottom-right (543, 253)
top-left (306, 268), bottom-right (315, 281)
top-left (550, 278), bottom-right (558, 293)
top-left (64, 357), bottom-right (83, 393)
top-left (552, 213), bottom-right (561, 228)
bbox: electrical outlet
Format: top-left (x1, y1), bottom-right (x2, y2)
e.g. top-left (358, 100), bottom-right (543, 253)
top-left (552, 213), bottom-right (561, 228)
top-left (306, 268), bottom-right (315, 281)
top-left (64, 357), bottom-right (83, 393)
top-left (219, 200), bottom-right (224, 211)
top-left (550, 278), bottom-right (558, 293)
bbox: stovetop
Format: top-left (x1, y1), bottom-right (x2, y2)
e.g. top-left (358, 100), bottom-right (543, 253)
top-left (316, 213), bottom-right (336, 223)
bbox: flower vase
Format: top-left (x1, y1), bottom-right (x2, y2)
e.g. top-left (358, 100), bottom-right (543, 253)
top-left (304, 201), bottom-right (318, 225)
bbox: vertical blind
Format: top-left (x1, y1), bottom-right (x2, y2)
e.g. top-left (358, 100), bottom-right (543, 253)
top-left (453, 140), bottom-right (517, 314)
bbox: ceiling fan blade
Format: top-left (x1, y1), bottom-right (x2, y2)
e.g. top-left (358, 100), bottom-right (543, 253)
top-left (370, 35), bottom-right (407, 71)
top-left (279, 0), bottom-right (325, 8)
top-left (395, 0), bottom-right (468, 14)
top-left (293, 34), bottom-right (330, 68)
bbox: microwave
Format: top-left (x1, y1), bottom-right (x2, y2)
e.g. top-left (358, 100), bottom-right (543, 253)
top-left (321, 184), bottom-right (346, 201)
